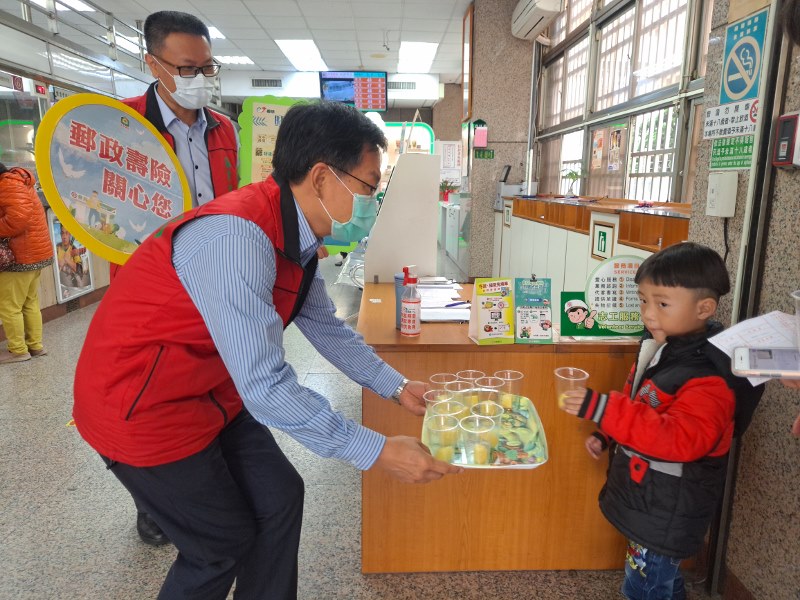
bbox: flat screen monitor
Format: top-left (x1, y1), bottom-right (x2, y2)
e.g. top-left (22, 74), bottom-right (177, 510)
top-left (319, 71), bottom-right (387, 112)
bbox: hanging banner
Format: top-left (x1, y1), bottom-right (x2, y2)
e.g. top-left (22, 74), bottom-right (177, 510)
top-left (560, 255), bottom-right (645, 339)
top-left (35, 93), bottom-right (190, 265)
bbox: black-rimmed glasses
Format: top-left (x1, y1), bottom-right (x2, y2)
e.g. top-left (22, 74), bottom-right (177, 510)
top-left (328, 165), bottom-right (379, 196)
top-left (152, 55), bottom-right (221, 78)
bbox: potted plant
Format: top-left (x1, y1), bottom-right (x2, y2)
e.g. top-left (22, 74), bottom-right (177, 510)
top-left (439, 179), bottom-right (458, 202)
top-left (562, 168), bottom-right (585, 198)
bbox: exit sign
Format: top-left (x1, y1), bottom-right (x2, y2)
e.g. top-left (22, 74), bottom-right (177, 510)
top-left (474, 148), bottom-right (494, 159)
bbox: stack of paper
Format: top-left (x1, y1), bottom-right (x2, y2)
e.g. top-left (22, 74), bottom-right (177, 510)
top-left (417, 282), bottom-right (470, 322)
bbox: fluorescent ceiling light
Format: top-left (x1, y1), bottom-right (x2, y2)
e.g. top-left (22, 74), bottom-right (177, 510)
top-left (31, 0), bottom-right (95, 10)
top-left (398, 41), bottom-right (438, 73)
top-left (215, 55), bottom-right (254, 65)
top-left (275, 40), bottom-right (328, 72)
top-left (208, 26), bottom-right (225, 40)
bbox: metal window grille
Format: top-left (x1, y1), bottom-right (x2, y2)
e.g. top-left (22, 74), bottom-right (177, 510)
top-left (627, 106), bottom-right (678, 202)
top-left (596, 8), bottom-right (635, 111)
top-left (633, 0), bottom-right (688, 97)
top-left (560, 130), bottom-right (584, 195)
top-left (549, 11), bottom-right (567, 46)
top-left (563, 36), bottom-right (589, 121)
top-left (568, 0), bottom-right (593, 34)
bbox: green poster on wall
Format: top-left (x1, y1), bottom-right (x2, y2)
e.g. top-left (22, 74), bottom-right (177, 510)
top-left (237, 95), bottom-right (306, 186)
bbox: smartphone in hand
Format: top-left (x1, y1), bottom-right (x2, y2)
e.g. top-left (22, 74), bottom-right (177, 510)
top-left (732, 347), bottom-right (800, 379)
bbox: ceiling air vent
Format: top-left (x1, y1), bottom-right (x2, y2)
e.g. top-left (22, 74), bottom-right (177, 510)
top-left (251, 78), bottom-right (282, 88)
top-left (387, 81), bottom-right (416, 90)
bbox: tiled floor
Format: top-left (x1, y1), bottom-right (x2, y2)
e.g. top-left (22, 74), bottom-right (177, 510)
top-left (0, 258), bottom-right (714, 599)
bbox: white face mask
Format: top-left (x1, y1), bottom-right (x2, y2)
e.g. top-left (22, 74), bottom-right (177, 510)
top-left (153, 57), bottom-right (215, 110)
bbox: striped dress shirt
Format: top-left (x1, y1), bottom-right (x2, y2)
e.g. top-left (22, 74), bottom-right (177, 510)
top-left (172, 204), bottom-right (403, 470)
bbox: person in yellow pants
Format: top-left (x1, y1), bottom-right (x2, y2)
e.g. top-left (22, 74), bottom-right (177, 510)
top-left (0, 162), bottom-right (54, 364)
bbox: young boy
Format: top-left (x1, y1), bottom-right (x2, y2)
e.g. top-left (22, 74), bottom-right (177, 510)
top-left (559, 242), bottom-right (762, 600)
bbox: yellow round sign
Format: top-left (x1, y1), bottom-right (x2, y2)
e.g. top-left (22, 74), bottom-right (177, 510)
top-left (35, 93), bottom-right (191, 265)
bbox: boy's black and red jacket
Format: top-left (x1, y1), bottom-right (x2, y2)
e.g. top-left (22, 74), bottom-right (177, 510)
top-left (577, 322), bottom-right (763, 558)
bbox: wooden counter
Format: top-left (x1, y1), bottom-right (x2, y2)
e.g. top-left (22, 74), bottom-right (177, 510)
top-left (358, 283), bottom-right (638, 573)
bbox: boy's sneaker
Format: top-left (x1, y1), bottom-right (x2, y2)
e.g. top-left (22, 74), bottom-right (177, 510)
top-left (0, 351), bottom-right (31, 364)
top-left (29, 348), bottom-right (47, 357)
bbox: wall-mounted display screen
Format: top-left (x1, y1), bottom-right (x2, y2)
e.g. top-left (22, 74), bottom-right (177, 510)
top-left (319, 71), bottom-right (387, 112)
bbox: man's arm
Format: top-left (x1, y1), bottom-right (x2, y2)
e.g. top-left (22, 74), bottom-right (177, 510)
top-left (173, 215), bottom-right (385, 470)
top-left (292, 268), bottom-right (404, 399)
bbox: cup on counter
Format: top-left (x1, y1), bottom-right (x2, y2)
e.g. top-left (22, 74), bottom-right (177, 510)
top-left (445, 380), bottom-right (475, 407)
top-left (495, 369), bottom-right (524, 410)
top-left (423, 389), bottom-right (453, 417)
top-left (791, 290), bottom-right (800, 347)
top-left (554, 367), bottom-right (589, 409)
top-left (429, 373), bottom-right (459, 390)
top-left (423, 415), bottom-right (460, 462)
top-left (459, 415), bottom-right (495, 466)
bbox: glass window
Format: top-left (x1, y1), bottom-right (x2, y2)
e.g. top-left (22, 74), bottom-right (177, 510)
top-left (560, 129), bottom-right (585, 195)
top-left (627, 106), bottom-right (678, 202)
top-left (539, 137), bottom-right (563, 194)
top-left (596, 8), bottom-right (635, 111)
top-left (634, 0), bottom-right (689, 96)
top-left (568, 0), bottom-right (593, 34)
top-left (550, 12), bottom-right (567, 46)
top-left (564, 36), bottom-right (590, 121)
top-left (587, 122), bottom-right (628, 198)
top-left (542, 56), bottom-right (565, 129)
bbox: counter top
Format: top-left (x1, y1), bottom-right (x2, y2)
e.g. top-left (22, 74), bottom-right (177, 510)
top-left (358, 283), bottom-right (638, 354)
top-left (503, 195), bottom-right (690, 219)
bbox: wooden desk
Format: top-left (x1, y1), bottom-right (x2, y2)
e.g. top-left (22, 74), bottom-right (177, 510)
top-left (358, 283), bottom-right (638, 573)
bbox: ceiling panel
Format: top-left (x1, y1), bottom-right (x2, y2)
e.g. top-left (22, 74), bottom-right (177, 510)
top-left (350, 3), bottom-right (402, 18)
top-left (242, 0), bottom-right (301, 16)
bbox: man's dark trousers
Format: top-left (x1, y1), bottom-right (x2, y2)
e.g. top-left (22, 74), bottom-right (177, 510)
top-left (103, 410), bottom-right (304, 599)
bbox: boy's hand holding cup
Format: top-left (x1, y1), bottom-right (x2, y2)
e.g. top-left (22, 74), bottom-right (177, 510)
top-left (554, 367), bottom-right (590, 415)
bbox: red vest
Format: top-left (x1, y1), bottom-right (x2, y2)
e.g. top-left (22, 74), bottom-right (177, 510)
top-left (121, 82), bottom-right (239, 196)
top-left (73, 176), bottom-right (318, 466)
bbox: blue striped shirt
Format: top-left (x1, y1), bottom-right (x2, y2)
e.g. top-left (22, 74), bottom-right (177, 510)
top-left (172, 204), bottom-right (403, 470)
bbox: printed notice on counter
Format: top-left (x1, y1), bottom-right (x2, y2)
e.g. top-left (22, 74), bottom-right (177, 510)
top-left (515, 278), bottom-right (553, 344)
top-left (560, 255), bottom-right (645, 339)
top-left (468, 278), bottom-right (515, 345)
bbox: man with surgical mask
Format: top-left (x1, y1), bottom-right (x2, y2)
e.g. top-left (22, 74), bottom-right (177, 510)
top-left (117, 10), bottom-right (239, 546)
top-left (72, 101), bottom-right (461, 598)
top-left (126, 11), bottom-right (238, 209)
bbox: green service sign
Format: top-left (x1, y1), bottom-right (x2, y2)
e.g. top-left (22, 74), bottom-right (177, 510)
top-left (710, 135), bottom-right (754, 170)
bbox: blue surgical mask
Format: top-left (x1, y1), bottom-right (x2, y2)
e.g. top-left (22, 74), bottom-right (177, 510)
top-left (320, 167), bottom-right (378, 242)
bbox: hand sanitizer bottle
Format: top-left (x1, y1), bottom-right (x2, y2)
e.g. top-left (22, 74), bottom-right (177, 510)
top-left (400, 265), bottom-right (421, 337)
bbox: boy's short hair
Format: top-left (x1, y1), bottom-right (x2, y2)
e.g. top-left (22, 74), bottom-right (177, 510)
top-left (634, 242), bottom-right (730, 301)
top-left (144, 11), bottom-right (210, 55)
top-left (272, 102), bottom-right (387, 184)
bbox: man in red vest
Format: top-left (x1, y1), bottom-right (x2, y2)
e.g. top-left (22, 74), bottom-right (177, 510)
top-left (116, 10), bottom-right (239, 546)
top-left (73, 101), bottom-right (461, 599)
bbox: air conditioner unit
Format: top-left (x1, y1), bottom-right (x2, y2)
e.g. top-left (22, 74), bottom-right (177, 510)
top-left (511, 0), bottom-right (562, 41)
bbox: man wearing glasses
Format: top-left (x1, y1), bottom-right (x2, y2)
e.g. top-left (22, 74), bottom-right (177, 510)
top-left (118, 10), bottom-right (239, 546)
top-left (74, 101), bottom-right (461, 599)
top-left (125, 11), bottom-right (238, 209)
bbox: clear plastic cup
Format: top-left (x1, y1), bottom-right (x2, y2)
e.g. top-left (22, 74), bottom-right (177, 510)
top-left (423, 415), bottom-right (460, 462)
top-left (554, 367), bottom-right (589, 409)
top-left (423, 389), bottom-right (453, 417)
top-left (445, 380), bottom-right (474, 407)
top-left (791, 290), bottom-right (800, 348)
top-left (495, 369), bottom-right (524, 410)
top-left (429, 373), bottom-right (459, 390)
top-left (431, 400), bottom-right (468, 421)
top-left (459, 415), bottom-right (495, 465)
top-left (456, 369), bottom-right (485, 384)
top-left (472, 400), bottom-right (504, 424)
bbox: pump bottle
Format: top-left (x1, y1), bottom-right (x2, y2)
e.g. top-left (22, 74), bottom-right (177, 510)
top-left (400, 265), bottom-right (421, 337)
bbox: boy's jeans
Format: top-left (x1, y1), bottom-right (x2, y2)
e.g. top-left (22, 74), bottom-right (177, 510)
top-left (622, 540), bottom-right (687, 600)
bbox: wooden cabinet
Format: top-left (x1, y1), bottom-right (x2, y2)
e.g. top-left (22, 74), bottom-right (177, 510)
top-left (617, 211), bottom-right (689, 253)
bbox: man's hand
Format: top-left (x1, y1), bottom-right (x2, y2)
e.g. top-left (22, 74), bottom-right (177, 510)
top-left (559, 389), bottom-right (586, 416)
top-left (397, 380), bottom-right (428, 416)
top-left (316, 246), bottom-right (330, 259)
top-left (373, 436), bottom-right (463, 483)
top-left (585, 435), bottom-right (604, 459)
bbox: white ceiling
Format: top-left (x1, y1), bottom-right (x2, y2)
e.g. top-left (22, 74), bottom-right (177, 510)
top-left (83, 0), bottom-right (472, 84)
